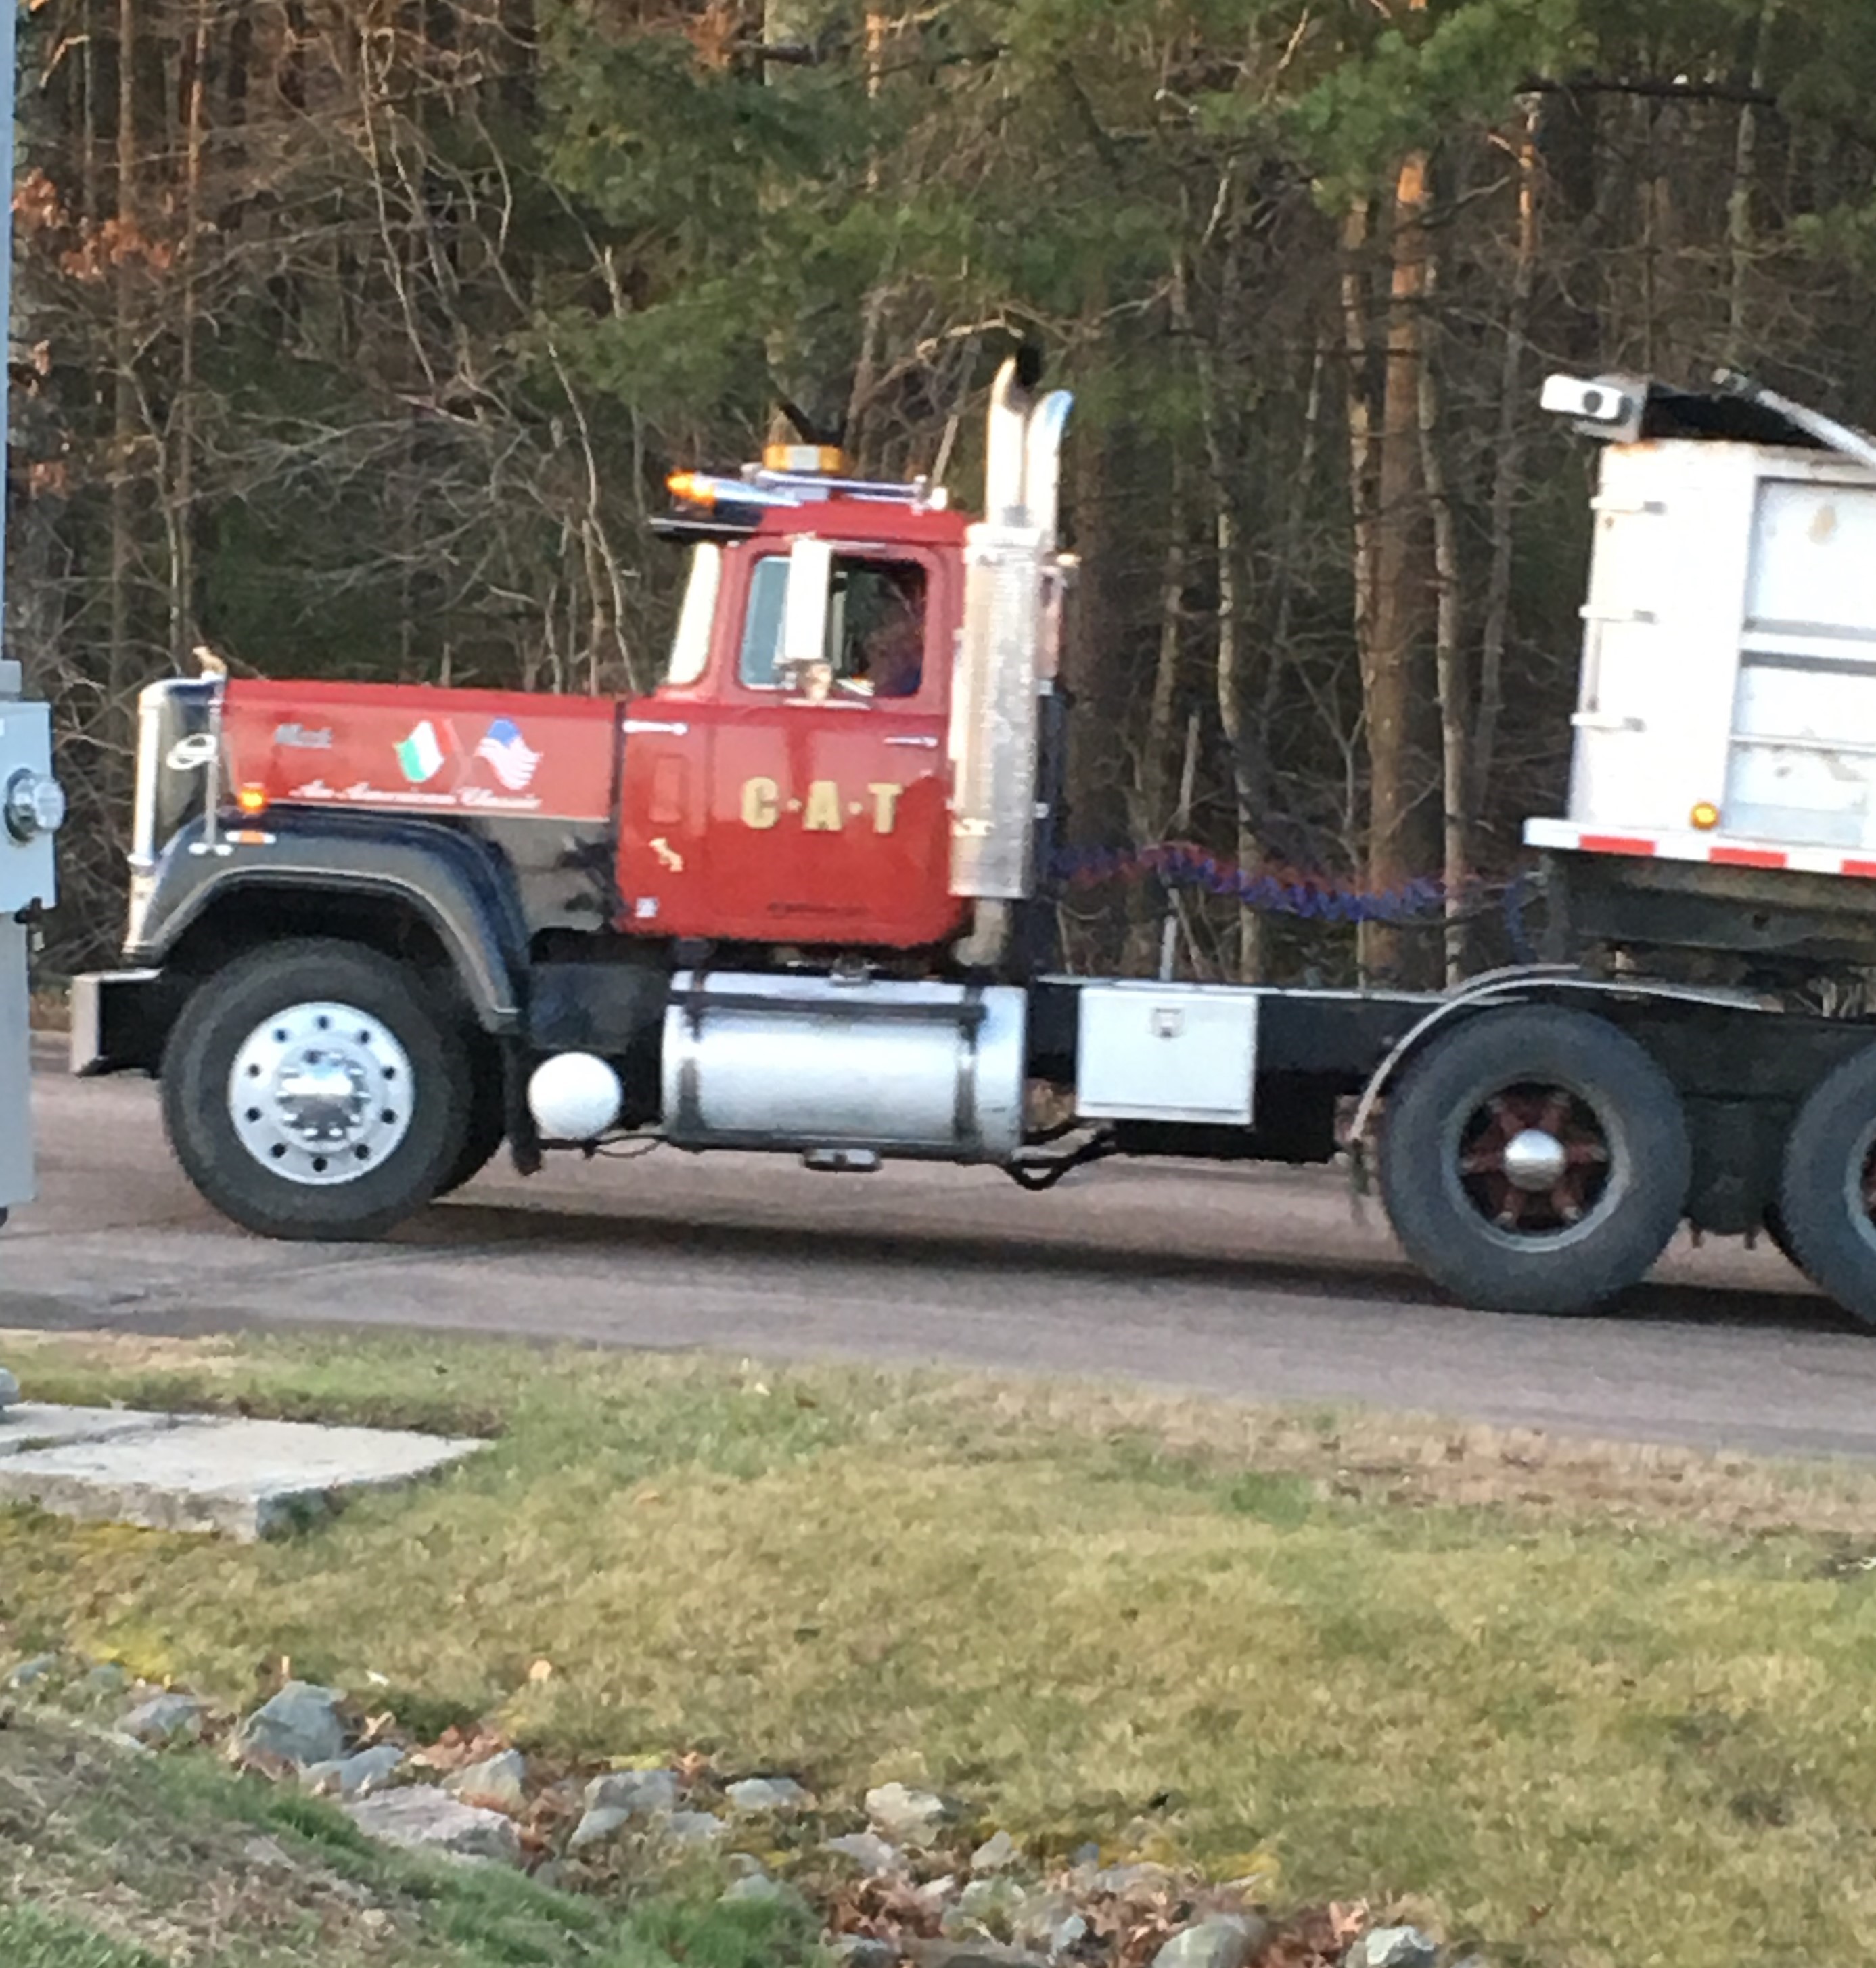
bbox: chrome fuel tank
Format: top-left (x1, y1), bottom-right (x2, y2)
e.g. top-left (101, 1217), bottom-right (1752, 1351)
top-left (661, 971), bottom-right (1027, 1161)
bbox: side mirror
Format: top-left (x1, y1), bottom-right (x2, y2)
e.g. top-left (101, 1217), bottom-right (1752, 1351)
top-left (779, 536), bottom-right (833, 694)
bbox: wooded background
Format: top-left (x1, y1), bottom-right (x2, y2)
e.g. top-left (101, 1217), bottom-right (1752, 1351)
top-left (15, 0), bottom-right (1876, 987)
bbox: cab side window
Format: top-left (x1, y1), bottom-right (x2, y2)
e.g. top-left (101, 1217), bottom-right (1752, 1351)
top-left (737, 555), bottom-right (926, 698)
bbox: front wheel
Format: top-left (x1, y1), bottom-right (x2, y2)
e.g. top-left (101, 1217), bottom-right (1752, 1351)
top-left (162, 939), bottom-right (470, 1241)
top-left (1377, 1006), bottom-right (1691, 1317)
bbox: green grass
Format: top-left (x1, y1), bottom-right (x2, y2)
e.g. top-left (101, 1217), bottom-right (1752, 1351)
top-left (9, 1330), bottom-right (1876, 1966)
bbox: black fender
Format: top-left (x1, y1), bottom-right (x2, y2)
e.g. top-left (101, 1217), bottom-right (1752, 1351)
top-left (128, 808), bottom-right (530, 1032)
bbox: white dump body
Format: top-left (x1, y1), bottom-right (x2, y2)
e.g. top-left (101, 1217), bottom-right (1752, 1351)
top-left (1527, 439), bottom-right (1876, 879)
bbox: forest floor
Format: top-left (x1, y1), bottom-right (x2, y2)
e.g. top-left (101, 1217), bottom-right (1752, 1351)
top-left (5, 1331), bottom-right (1876, 1966)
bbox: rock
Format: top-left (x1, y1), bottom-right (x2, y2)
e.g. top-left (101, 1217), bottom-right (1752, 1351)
top-left (720, 1871), bottom-right (808, 1911)
top-left (80, 1662), bottom-right (129, 1697)
top-left (865, 1781), bottom-right (957, 1846)
top-left (346, 1786), bottom-right (521, 1866)
top-left (910, 1942), bottom-right (1048, 1968)
top-left (120, 1692), bottom-right (204, 1747)
top-left (1093, 1861), bottom-right (1174, 1896)
top-left (568, 1806), bottom-right (632, 1851)
top-left (726, 1775), bottom-right (812, 1814)
top-left (235, 1681), bottom-right (346, 1768)
top-left (823, 1830), bottom-right (905, 1873)
top-left (971, 1829), bottom-right (1019, 1872)
top-left (662, 1809), bottom-right (728, 1846)
top-left (302, 1743), bottom-right (406, 1800)
top-left (242, 1835), bottom-right (294, 1870)
top-left (0, 1368), bottom-right (18, 1409)
top-left (447, 1749), bottom-right (527, 1812)
top-left (3, 1655), bottom-right (57, 1691)
top-left (916, 1875), bottom-right (959, 1912)
top-left (944, 1875), bottom-right (1027, 1940)
top-left (1152, 1914), bottom-right (1274, 1968)
top-left (1011, 1894), bottom-right (1089, 1959)
top-left (830, 1941), bottom-right (896, 1968)
top-left (1344, 1929), bottom-right (1438, 1968)
top-left (582, 1766), bottom-right (679, 1817)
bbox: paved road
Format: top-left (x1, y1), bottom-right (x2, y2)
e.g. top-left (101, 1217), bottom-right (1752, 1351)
top-left (7, 1040), bottom-right (1876, 1461)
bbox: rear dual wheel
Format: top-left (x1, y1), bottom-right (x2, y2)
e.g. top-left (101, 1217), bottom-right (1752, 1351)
top-left (162, 939), bottom-right (493, 1241)
top-left (1378, 1007), bottom-right (1692, 1317)
top-left (1774, 1044), bottom-right (1876, 1327)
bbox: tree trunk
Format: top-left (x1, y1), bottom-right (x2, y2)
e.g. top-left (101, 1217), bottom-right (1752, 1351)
top-left (1416, 247), bottom-right (1466, 984)
top-left (1473, 106), bottom-right (1540, 879)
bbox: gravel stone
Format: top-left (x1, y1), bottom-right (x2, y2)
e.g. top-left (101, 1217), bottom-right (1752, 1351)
top-left (447, 1749), bottom-right (527, 1812)
top-left (3, 1655), bottom-right (57, 1690)
top-left (865, 1780), bottom-right (957, 1845)
top-left (235, 1681), bottom-right (347, 1767)
top-left (971, 1829), bottom-right (1019, 1871)
top-left (1151, 1913), bottom-right (1274, 1968)
top-left (582, 1766), bottom-right (679, 1816)
top-left (829, 1941), bottom-right (896, 1968)
top-left (346, 1786), bottom-right (522, 1866)
top-left (302, 1744), bottom-right (406, 1800)
top-left (720, 1870), bottom-right (808, 1910)
top-left (945, 1875), bottom-right (1027, 1939)
top-left (726, 1775), bottom-right (812, 1814)
top-left (662, 1809), bottom-right (728, 1846)
top-left (568, 1805), bottom-right (632, 1850)
top-left (80, 1662), bottom-right (129, 1697)
top-left (1344, 1928), bottom-right (1438, 1968)
top-left (120, 1692), bottom-right (204, 1746)
top-left (910, 1942), bottom-right (1048, 1968)
top-left (823, 1830), bottom-right (905, 1873)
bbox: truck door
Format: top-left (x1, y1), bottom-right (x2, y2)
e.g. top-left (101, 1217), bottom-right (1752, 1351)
top-left (618, 540), bottom-right (965, 950)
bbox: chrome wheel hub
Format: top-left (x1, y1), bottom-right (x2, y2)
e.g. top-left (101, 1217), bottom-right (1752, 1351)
top-left (1502, 1127), bottom-right (1570, 1193)
top-left (228, 1001), bottom-right (414, 1187)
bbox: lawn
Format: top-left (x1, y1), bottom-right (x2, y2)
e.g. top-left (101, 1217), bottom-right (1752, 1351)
top-left (6, 1328), bottom-right (1876, 1967)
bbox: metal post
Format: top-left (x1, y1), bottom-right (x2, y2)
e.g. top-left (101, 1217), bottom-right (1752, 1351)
top-left (2, 3), bottom-right (68, 1423)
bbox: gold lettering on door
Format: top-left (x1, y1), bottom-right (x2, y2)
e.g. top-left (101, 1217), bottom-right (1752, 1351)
top-left (803, 780), bottom-right (844, 831)
top-left (868, 783), bottom-right (903, 835)
top-left (741, 777), bottom-right (781, 829)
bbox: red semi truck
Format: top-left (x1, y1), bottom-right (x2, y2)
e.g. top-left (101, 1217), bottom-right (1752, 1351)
top-left (68, 359), bottom-right (1876, 1327)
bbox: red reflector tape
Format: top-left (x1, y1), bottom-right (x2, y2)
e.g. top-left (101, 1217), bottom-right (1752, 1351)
top-left (1580, 833), bottom-right (1657, 856)
top-left (1709, 846), bottom-right (1787, 869)
top-left (1842, 860), bottom-right (1876, 880)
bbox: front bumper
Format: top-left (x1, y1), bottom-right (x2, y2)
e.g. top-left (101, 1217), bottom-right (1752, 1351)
top-left (70, 969), bottom-right (181, 1076)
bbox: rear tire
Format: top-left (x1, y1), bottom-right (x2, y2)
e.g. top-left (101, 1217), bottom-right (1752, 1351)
top-left (162, 939), bottom-right (470, 1241)
top-left (1377, 1006), bottom-right (1691, 1317)
top-left (1775, 1043), bottom-right (1876, 1327)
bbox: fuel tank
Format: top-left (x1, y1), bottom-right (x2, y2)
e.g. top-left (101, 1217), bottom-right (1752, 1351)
top-left (661, 970), bottom-right (1027, 1161)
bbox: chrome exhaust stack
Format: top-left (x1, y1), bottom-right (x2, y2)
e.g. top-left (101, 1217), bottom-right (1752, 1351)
top-left (948, 356), bottom-right (1074, 971)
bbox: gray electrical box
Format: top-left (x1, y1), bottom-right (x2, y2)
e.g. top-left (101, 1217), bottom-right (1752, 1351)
top-left (1, 658), bottom-right (66, 1222)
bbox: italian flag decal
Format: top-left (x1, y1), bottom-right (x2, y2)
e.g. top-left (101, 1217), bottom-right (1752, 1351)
top-left (395, 719), bottom-right (450, 785)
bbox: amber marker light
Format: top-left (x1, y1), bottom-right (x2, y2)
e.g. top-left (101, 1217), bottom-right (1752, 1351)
top-left (1690, 801), bottom-right (1721, 831)
top-left (667, 472), bottom-right (715, 508)
top-left (237, 783), bottom-right (269, 817)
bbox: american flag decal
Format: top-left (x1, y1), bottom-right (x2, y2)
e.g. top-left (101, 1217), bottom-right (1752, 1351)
top-left (474, 718), bottom-right (542, 792)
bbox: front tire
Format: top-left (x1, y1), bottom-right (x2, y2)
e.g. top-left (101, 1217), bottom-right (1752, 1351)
top-left (1775, 1043), bottom-right (1876, 1327)
top-left (162, 939), bottom-right (470, 1241)
top-left (1377, 1006), bottom-right (1691, 1317)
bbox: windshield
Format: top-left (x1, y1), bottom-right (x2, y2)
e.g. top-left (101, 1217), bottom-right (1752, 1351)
top-left (664, 544), bottom-right (721, 687)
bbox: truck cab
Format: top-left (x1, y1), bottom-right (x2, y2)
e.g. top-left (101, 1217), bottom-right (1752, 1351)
top-left (614, 465), bottom-right (971, 951)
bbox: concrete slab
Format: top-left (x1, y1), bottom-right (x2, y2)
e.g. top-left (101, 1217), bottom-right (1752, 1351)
top-left (0, 1406), bottom-right (481, 1538)
top-left (0, 1403), bottom-right (182, 1457)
